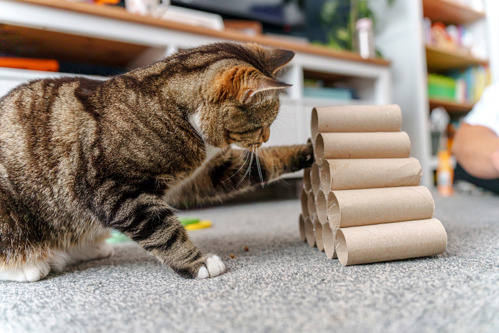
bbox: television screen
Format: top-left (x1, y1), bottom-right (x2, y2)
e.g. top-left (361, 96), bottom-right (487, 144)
top-left (171, 0), bottom-right (306, 31)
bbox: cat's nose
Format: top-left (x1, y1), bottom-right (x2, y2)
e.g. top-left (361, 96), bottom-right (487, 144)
top-left (262, 126), bottom-right (270, 143)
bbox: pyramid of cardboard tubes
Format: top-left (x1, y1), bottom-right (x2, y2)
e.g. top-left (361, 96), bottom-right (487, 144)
top-left (298, 105), bottom-right (448, 266)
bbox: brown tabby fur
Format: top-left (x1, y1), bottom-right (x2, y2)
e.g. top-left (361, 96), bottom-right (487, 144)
top-left (0, 42), bottom-right (313, 279)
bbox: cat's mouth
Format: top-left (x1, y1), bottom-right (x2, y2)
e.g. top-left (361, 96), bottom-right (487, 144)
top-left (225, 127), bottom-right (270, 149)
top-left (225, 131), bottom-right (263, 149)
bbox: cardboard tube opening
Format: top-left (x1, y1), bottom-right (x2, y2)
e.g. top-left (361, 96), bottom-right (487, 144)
top-left (311, 107), bottom-right (319, 140)
top-left (314, 222), bottom-right (324, 252)
top-left (323, 223), bottom-right (337, 259)
top-left (314, 134), bottom-right (325, 166)
top-left (320, 160), bottom-right (331, 191)
top-left (316, 189), bottom-right (328, 224)
top-left (307, 191), bottom-right (317, 218)
top-left (326, 191), bottom-right (341, 228)
top-left (303, 168), bottom-right (311, 192)
top-left (299, 214), bottom-right (306, 242)
top-left (310, 163), bottom-right (321, 194)
top-left (335, 229), bottom-right (348, 265)
top-left (300, 188), bottom-right (309, 218)
top-left (304, 217), bottom-right (315, 247)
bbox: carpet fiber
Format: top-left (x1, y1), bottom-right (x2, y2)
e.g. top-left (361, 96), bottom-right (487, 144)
top-left (1, 192), bottom-right (498, 333)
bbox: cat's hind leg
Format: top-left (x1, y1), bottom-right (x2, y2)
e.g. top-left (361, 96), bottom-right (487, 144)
top-left (48, 230), bottom-right (114, 272)
top-left (0, 261), bottom-right (51, 282)
top-left (0, 199), bottom-right (52, 282)
top-left (66, 231), bottom-right (114, 264)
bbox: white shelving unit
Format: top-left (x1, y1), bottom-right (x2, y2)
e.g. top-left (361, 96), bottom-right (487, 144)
top-left (374, 0), bottom-right (498, 187)
top-left (0, 0), bottom-right (392, 178)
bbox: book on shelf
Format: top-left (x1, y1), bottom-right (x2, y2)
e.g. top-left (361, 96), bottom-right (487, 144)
top-left (428, 65), bottom-right (490, 104)
top-left (0, 57), bottom-right (59, 72)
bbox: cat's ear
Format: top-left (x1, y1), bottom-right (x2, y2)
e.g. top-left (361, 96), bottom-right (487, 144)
top-left (241, 76), bottom-right (291, 103)
top-left (213, 65), bottom-right (291, 103)
top-left (265, 48), bottom-right (295, 75)
top-left (246, 43), bottom-right (294, 75)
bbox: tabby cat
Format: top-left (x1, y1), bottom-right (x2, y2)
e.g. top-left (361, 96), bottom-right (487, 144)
top-left (0, 42), bottom-right (313, 282)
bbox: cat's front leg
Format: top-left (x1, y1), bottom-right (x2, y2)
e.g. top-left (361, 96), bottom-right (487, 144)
top-left (260, 142), bottom-right (314, 179)
top-left (164, 142), bottom-right (313, 207)
top-left (105, 194), bottom-right (225, 279)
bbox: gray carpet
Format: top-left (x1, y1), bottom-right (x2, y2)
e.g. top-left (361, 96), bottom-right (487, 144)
top-left (1, 192), bottom-right (498, 333)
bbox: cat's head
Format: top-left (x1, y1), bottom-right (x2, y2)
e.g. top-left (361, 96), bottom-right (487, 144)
top-left (194, 43), bottom-right (294, 150)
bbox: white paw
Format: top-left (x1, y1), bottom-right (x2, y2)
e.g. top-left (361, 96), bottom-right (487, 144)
top-left (91, 242), bottom-right (114, 260)
top-left (196, 255), bottom-right (226, 279)
top-left (69, 242), bottom-right (114, 263)
top-left (0, 262), bottom-right (50, 282)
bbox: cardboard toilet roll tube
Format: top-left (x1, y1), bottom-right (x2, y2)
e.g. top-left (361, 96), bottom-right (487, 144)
top-left (307, 191), bottom-right (317, 218)
top-left (299, 214), bottom-right (306, 242)
top-left (300, 188), bottom-right (309, 219)
top-left (304, 216), bottom-right (316, 247)
top-left (314, 132), bottom-right (411, 166)
top-left (310, 163), bottom-right (322, 194)
top-left (335, 218), bottom-right (447, 266)
top-left (303, 168), bottom-right (312, 192)
top-left (313, 216), bottom-right (324, 252)
top-left (315, 189), bottom-right (329, 225)
top-left (321, 158), bottom-right (422, 191)
top-left (322, 223), bottom-right (337, 259)
top-left (311, 104), bottom-right (402, 139)
top-left (327, 186), bottom-right (435, 228)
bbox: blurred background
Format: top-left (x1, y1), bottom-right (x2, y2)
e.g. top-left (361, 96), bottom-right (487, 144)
top-left (1, 0), bottom-right (497, 198)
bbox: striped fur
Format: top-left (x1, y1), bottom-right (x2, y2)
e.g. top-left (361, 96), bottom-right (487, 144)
top-left (0, 42), bottom-right (313, 280)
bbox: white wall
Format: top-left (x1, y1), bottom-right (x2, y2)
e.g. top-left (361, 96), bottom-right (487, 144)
top-left (372, 0), bottom-right (432, 187)
top-left (485, 0), bottom-right (499, 83)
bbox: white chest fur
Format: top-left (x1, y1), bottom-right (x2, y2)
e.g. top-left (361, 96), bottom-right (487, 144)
top-left (188, 113), bottom-right (221, 163)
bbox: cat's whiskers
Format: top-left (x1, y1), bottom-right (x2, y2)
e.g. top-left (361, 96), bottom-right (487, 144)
top-left (237, 148), bottom-right (254, 188)
top-left (254, 146), bottom-right (264, 183)
top-left (225, 149), bottom-right (250, 182)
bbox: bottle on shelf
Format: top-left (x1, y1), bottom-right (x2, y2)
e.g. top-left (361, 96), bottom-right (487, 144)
top-left (355, 18), bottom-right (375, 59)
top-left (437, 149), bottom-right (454, 196)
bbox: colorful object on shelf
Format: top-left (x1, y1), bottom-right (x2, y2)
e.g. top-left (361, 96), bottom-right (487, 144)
top-left (423, 18), bottom-right (480, 57)
top-left (449, 65), bottom-right (490, 103)
top-left (303, 87), bottom-right (353, 101)
top-left (428, 66), bottom-right (490, 104)
top-left (428, 73), bottom-right (456, 101)
top-left (437, 150), bottom-right (454, 197)
top-left (0, 57), bottom-right (59, 72)
top-left (95, 0), bottom-right (120, 5)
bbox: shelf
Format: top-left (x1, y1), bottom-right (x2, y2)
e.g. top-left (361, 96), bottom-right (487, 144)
top-left (302, 97), bottom-right (372, 106)
top-left (425, 45), bottom-right (488, 72)
top-left (0, 24), bottom-right (148, 67)
top-left (422, 0), bottom-right (485, 25)
top-left (10, 0), bottom-right (390, 67)
top-left (429, 98), bottom-right (474, 114)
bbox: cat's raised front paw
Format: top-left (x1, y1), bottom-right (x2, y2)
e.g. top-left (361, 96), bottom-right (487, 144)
top-left (292, 142), bottom-right (314, 171)
top-left (196, 254), bottom-right (226, 279)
